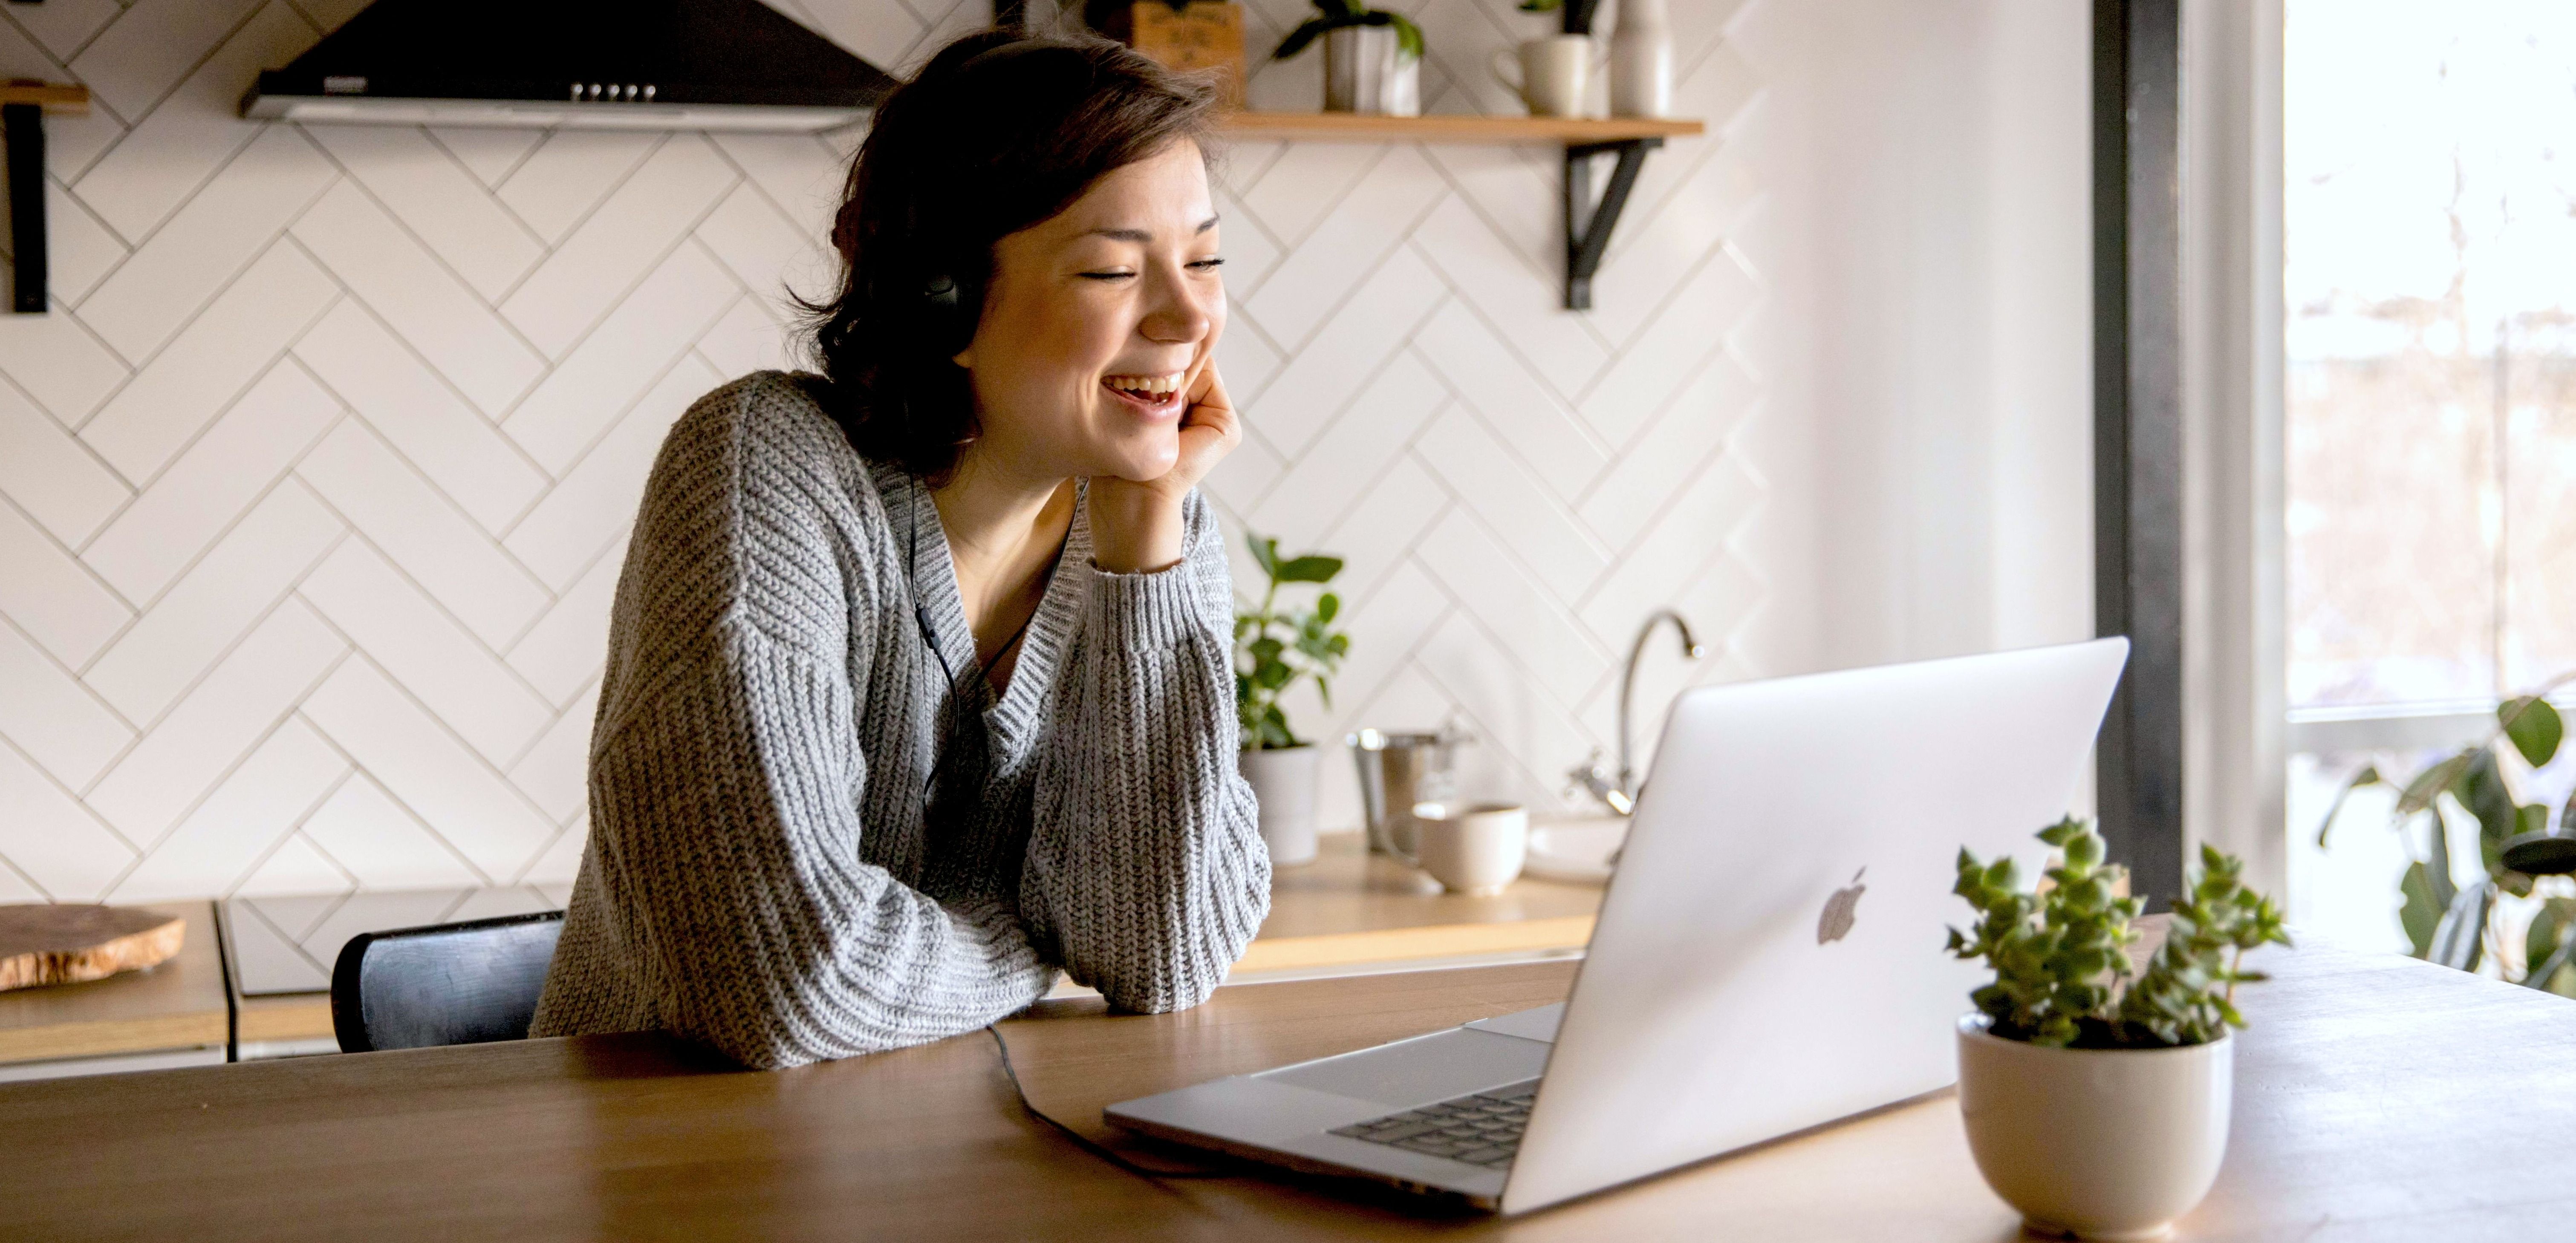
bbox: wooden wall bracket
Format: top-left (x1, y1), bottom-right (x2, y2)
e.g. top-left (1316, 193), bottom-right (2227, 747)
top-left (0, 81), bottom-right (91, 316)
top-left (1563, 137), bottom-right (1661, 311)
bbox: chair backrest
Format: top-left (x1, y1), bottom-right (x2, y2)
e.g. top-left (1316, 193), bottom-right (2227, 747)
top-left (331, 910), bottom-right (565, 1053)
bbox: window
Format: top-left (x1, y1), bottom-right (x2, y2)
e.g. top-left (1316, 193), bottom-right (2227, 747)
top-left (2284, 0), bottom-right (2576, 949)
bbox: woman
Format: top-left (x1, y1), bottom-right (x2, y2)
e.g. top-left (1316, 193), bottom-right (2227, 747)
top-left (528, 31), bottom-right (1271, 1070)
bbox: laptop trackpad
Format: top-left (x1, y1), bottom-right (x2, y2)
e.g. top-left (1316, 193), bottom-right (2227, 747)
top-left (1257, 1026), bottom-right (1550, 1108)
top-left (1463, 1003), bottom-right (1563, 1043)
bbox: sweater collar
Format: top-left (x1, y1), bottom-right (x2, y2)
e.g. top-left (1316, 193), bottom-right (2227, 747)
top-left (869, 461), bottom-right (1090, 750)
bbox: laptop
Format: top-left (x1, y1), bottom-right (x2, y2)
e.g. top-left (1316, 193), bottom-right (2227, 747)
top-left (1106, 637), bottom-right (2129, 1215)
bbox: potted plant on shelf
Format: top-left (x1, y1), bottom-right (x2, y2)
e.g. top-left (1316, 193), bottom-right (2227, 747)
top-left (2314, 678), bottom-right (2576, 990)
top-left (1233, 532), bottom-right (1350, 867)
top-left (1947, 817), bottom-right (2290, 1241)
top-left (1273, 0), bottom-right (1424, 116)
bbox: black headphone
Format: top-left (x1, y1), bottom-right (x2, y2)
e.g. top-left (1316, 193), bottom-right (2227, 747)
top-left (920, 272), bottom-right (969, 354)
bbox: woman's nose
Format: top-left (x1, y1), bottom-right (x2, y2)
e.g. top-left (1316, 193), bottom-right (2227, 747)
top-left (1139, 264), bottom-right (1216, 345)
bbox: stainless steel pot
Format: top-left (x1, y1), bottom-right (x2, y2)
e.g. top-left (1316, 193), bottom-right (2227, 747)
top-left (1346, 724), bottom-right (1470, 856)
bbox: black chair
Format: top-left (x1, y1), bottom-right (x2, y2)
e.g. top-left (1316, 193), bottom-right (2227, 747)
top-left (331, 910), bottom-right (565, 1053)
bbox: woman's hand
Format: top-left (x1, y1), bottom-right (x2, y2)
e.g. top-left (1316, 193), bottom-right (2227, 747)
top-left (1090, 360), bottom-right (1237, 573)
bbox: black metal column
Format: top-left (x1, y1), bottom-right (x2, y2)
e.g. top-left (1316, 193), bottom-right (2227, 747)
top-left (2094, 0), bottom-right (2185, 904)
top-left (5, 101), bottom-right (44, 314)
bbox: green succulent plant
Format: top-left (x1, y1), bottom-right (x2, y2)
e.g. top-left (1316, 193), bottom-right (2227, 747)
top-left (1233, 533), bottom-right (1350, 750)
top-left (1948, 816), bottom-right (2290, 1049)
top-left (1273, 0), bottom-right (1425, 63)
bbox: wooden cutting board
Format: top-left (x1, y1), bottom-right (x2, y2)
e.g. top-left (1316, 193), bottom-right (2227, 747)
top-left (0, 904), bottom-right (186, 992)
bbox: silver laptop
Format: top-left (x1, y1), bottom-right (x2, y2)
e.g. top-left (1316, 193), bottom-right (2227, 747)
top-left (1107, 638), bottom-right (2128, 1214)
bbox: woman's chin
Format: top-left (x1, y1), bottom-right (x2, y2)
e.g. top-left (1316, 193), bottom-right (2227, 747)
top-left (1088, 438), bottom-right (1179, 485)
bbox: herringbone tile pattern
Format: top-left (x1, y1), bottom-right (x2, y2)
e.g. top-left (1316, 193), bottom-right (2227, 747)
top-left (0, 0), bottom-right (1767, 904)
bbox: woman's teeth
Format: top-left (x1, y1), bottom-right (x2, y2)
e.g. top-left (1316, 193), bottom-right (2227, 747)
top-left (1103, 373), bottom-right (1183, 396)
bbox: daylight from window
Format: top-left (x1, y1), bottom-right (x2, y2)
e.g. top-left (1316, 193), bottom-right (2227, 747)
top-left (2284, 0), bottom-right (2576, 952)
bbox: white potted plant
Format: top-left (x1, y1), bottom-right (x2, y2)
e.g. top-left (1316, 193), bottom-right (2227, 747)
top-left (1946, 818), bottom-right (2290, 1241)
top-left (1233, 533), bottom-right (1350, 867)
top-left (1272, 0), bottom-right (1424, 115)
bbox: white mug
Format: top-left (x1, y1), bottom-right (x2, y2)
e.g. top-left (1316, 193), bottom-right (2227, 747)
top-left (1490, 35), bottom-right (1599, 119)
top-left (1407, 802), bottom-right (1528, 895)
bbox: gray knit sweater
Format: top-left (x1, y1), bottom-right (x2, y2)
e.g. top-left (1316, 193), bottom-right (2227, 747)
top-left (528, 371), bottom-right (1271, 1069)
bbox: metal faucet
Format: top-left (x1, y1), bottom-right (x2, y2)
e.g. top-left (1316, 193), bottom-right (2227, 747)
top-left (1565, 609), bottom-right (1706, 816)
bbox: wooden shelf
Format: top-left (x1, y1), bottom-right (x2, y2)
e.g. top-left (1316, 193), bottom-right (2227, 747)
top-left (0, 82), bottom-right (90, 115)
top-left (1219, 111), bottom-right (1704, 144)
top-left (1215, 112), bottom-right (1702, 309)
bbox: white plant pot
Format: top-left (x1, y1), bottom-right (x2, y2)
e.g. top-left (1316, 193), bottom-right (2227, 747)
top-left (1238, 744), bottom-right (1320, 866)
top-left (1322, 25), bottom-right (1419, 116)
top-left (1955, 1015), bottom-right (2232, 1240)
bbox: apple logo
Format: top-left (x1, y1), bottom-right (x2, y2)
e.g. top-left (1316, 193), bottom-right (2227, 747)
top-left (1816, 868), bottom-right (1866, 944)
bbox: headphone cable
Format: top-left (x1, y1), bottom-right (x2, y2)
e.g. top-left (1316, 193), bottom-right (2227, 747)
top-left (986, 1024), bottom-right (1236, 1181)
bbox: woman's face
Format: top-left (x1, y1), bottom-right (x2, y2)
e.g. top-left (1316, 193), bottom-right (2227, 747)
top-left (954, 138), bottom-right (1225, 485)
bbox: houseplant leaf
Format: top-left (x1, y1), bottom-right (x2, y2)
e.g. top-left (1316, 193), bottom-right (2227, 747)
top-left (2422, 813), bottom-right (2458, 913)
top-left (2396, 751), bottom-right (2471, 816)
top-left (2313, 763), bottom-right (2381, 847)
top-left (2458, 749), bottom-right (2517, 856)
top-left (2521, 897), bottom-right (2576, 988)
top-left (2502, 695), bottom-right (2564, 768)
top-left (2397, 861), bottom-right (2442, 958)
top-left (1386, 11), bottom-right (1425, 60)
top-left (2427, 880), bottom-right (2491, 971)
top-left (1274, 554), bottom-right (1343, 583)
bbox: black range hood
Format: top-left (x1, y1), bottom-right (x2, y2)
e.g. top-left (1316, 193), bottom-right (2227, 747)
top-left (241, 0), bottom-right (900, 132)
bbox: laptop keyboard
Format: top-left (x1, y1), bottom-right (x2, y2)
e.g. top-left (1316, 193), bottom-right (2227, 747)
top-left (1327, 1079), bottom-right (1539, 1168)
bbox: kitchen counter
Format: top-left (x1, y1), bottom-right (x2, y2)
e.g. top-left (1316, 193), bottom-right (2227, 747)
top-left (20, 833), bottom-right (1607, 1067)
top-left (1233, 831), bottom-right (1602, 978)
top-left (0, 902), bottom-right (227, 1081)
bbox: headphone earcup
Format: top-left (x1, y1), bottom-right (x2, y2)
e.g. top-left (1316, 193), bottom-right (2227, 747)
top-left (923, 273), bottom-right (971, 355)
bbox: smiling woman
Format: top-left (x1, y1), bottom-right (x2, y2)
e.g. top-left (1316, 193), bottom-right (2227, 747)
top-left (526, 31), bottom-right (1271, 1070)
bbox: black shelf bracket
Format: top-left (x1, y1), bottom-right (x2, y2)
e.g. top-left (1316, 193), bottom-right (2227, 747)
top-left (1563, 137), bottom-right (1661, 311)
top-left (0, 80), bottom-right (85, 316)
top-left (5, 100), bottom-right (44, 314)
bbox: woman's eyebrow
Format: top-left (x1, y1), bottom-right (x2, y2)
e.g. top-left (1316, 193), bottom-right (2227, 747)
top-left (1081, 216), bottom-right (1222, 242)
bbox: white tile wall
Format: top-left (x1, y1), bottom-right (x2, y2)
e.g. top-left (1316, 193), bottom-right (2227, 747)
top-left (0, 0), bottom-right (1770, 903)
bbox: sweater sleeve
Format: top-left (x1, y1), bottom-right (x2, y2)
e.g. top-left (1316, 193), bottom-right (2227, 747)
top-left (583, 617), bottom-right (1057, 1069)
top-left (1019, 489), bottom-right (1273, 1012)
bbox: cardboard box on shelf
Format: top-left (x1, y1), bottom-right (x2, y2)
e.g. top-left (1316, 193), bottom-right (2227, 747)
top-left (1091, 2), bottom-right (1248, 109)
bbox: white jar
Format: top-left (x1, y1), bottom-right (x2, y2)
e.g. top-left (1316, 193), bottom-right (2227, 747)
top-left (1955, 1014), bottom-right (2234, 1240)
top-left (1610, 0), bottom-right (1674, 119)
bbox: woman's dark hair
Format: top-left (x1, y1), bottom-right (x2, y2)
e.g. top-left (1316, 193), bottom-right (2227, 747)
top-left (802, 30), bottom-right (1220, 482)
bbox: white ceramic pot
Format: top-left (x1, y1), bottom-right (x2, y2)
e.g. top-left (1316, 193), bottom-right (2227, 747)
top-left (1322, 25), bottom-right (1420, 116)
top-left (1237, 744), bottom-right (1320, 866)
top-left (1955, 1015), bottom-right (2233, 1240)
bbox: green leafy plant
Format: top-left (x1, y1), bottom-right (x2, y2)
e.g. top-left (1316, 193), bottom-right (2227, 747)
top-left (1273, 0), bottom-right (1425, 63)
top-left (2315, 677), bottom-right (2576, 993)
top-left (1947, 817), bottom-right (2291, 1049)
top-left (1233, 533), bottom-right (1350, 751)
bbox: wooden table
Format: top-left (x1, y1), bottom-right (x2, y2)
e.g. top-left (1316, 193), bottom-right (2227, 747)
top-left (0, 902), bottom-right (227, 1080)
top-left (5, 934), bottom-right (2569, 1240)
